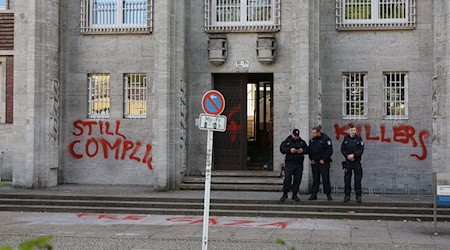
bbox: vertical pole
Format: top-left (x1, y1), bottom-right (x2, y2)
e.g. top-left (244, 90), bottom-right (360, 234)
top-left (202, 129), bottom-right (214, 250)
top-left (433, 172), bottom-right (438, 235)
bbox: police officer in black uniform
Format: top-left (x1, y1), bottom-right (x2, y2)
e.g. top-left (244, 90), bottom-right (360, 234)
top-left (308, 125), bottom-right (333, 201)
top-left (279, 129), bottom-right (308, 202)
top-left (341, 124), bottom-right (365, 203)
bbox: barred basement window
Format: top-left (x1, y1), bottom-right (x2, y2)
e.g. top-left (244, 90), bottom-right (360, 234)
top-left (336, 0), bottom-right (416, 30)
top-left (383, 72), bottom-right (408, 120)
top-left (88, 74), bottom-right (110, 119)
top-left (205, 0), bottom-right (281, 33)
top-left (81, 0), bottom-right (153, 34)
top-left (342, 73), bottom-right (368, 120)
top-left (124, 74), bottom-right (147, 119)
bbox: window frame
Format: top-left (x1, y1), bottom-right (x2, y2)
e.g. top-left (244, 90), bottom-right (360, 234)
top-left (0, 57), bottom-right (6, 124)
top-left (123, 73), bottom-right (147, 119)
top-left (81, 0), bottom-right (153, 34)
top-left (342, 72), bottom-right (368, 120)
top-left (206, 0), bottom-right (281, 33)
top-left (383, 72), bottom-right (409, 120)
top-left (88, 73), bottom-right (111, 119)
top-left (336, 0), bottom-right (416, 30)
top-left (0, 0), bottom-right (8, 10)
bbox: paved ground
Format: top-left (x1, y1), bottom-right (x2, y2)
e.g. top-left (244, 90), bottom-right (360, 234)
top-left (0, 184), bottom-right (446, 249)
top-left (0, 211), bottom-right (449, 250)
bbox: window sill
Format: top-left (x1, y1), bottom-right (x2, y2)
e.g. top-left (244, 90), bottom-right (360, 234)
top-left (342, 116), bottom-right (368, 120)
top-left (336, 22), bottom-right (415, 31)
top-left (81, 27), bottom-right (152, 35)
top-left (206, 24), bottom-right (280, 33)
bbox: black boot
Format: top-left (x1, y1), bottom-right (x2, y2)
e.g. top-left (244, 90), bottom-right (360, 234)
top-left (344, 195), bottom-right (350, 202)
top-left (292, 193), bottom-right (300, 201)
top-left (280, 193), bottom-right (288, 202)
top-left (327, 194), bottom-right (333, 201)
top-left (356, 195), bottom-right (362, 203)
top-left (308, 194), bottom-right (317, 200)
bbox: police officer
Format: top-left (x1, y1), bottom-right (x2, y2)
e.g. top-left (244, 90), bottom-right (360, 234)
top-left (341, 123), bottom-right (365, 203)
top-left (308, 125), bottom-right (333, 201)
top-left (279, 129), bottom-right (308, 202)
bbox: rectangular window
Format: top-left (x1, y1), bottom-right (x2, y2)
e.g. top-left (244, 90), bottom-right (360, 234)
top-left (383, 72), bottom-right (408, 119)
top-left (336, 0), bottom-right (415, 30)
top-left (81, 0), bottom-right (152, 33)
top-left (88, 74), bottom-right (111, 119)
top-left (342, 73), bottom-right (368, 120)
top-left (0, 0), bottom-right (7, 10)
top-left (124, 73), bottom-right (147, 118)
top-left (0, 58), bottom-right (6, 123)
top-left (206, 0), bottom-right (280, 32)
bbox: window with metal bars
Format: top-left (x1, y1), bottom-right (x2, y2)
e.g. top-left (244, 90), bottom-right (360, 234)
top-left (124, 74), bottom-right (147, 119)
top-left (342, 73), bottom-right (368, 120)
top-left (206, 0), bottom-right (280, 32)
top-left (383, 72), bottom-right (408, 119)
top-left (81, 0), bottom-right (152, 34)
top-left (336, 0), bottom-right (415, 30)
top-left (88, 74), bottom-right (111, 119)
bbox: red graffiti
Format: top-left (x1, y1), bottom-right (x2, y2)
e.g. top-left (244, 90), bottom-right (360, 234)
top-left (68, 120), bottom-right (153, 170)
top-left (334, 123), bottom-right (431, 160)
top-left (226, 103), bottom-right (242, 144)
top-left (165, 216), bottom-right (290, 228)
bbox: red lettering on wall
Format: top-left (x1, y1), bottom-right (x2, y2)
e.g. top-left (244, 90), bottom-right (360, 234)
top-left (68, 140), bottom-right (83, 159)
top-left (68, 120), bottom-right (153, 171)
top-left (226, 103), bottom-right (242, 144)
top-left (334, 123), bottom-right (431, 160)
top-left (259, 222), bottom-right (289, 229)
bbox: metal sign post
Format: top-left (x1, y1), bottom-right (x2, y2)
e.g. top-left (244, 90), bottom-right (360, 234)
top-left (433, 172), bottom-right (450, 235)
top-left (202, 129), bottom-right (213, 250)
top-left (198, 90), bottom-right (226, 250)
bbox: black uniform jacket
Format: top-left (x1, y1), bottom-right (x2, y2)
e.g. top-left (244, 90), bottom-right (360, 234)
top-left (308, 133), bottom-right (333, 163)
top-left (280, 136), bottom-right (309, 163)
top-left (341, 134), bottom-right (364, 161)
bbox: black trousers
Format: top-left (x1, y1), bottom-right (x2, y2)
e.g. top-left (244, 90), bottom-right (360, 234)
top-left (344, 161), bottom-right (363, 196)
top-left (283, 161), bottom-right (303, 193)
top-left (311, 162), bottom-right (331, 194)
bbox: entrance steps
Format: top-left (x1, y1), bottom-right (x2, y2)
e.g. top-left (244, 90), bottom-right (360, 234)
top-left (0, 192), bottom-right (449, 221)
top-left (180, 171), bottom-right (283, 191)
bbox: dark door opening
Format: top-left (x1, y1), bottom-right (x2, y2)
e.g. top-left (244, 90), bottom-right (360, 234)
top-left (213, 73), bottom-right (273, 171)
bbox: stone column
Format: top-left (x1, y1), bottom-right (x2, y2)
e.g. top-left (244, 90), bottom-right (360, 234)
top-left (13, 0), bottom-right (60, 188)
top-left (433, 0), bottom-right (450, 174)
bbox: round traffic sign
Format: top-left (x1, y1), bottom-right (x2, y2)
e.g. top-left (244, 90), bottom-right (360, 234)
top-left (202, 90), bottom-right (225, 115)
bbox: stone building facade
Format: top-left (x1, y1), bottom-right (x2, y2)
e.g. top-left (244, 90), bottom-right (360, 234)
top-left (0, 0), bottom-right (448, 193)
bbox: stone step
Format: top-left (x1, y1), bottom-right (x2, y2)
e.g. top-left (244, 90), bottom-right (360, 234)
top-left (179, 183), bottom-right (283, 191)
top-left (0, 198), bottom-right (448, 215)
top-left (208, 171), bottom-right (280, 178)
top-left (182, 176), bottom-right (283, 185)
top-left (0, 193), bottom-right (434, 208)
top-left (0, 204), bottom-right (449, 221)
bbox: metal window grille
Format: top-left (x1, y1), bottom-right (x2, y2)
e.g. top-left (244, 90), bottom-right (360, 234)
top-left (383, 72), bottom-right (408, 120)
top-left (88, 74), bottom-right (111, 119)
top-left (336, 0), bottom-right (415, 30)
top-left (124, 74), bottom-right (147, 119)
top-left (342, 73), bottom-right (368, 120)
top-left (81, 0), bottom-right (153, 34)
top-left (206, 0), bottom-right (281, 32)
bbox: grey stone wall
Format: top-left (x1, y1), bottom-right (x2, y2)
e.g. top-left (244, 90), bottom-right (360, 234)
top-left (61, 0), bottom-right (186, 189)
top-left (320, 0), bottom-right (434, 193)
top-left (433, 0), bottom-right (450, 175)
